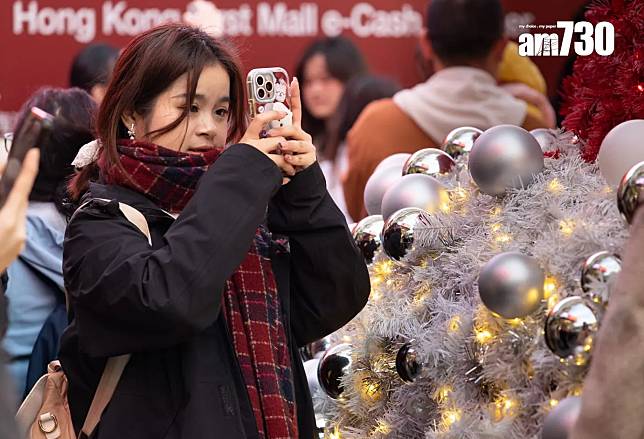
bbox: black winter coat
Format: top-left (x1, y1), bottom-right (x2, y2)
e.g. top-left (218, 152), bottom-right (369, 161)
top-left (59, 144), bottom-right (370, 438)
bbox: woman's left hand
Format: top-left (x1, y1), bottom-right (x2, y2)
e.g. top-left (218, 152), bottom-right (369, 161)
top-left (267, 77), bottom-right (317, 172)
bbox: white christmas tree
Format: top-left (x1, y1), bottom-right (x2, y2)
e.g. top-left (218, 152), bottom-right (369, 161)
top-left (308, 125), bottom-right (642, 439)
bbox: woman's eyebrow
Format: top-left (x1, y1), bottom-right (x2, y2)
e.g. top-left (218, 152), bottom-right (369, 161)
top-left (170, 93), bottom-right (230, 104)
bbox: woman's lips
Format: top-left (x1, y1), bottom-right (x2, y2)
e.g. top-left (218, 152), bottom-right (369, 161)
top-left (187, 146), bottom-right (215, 152)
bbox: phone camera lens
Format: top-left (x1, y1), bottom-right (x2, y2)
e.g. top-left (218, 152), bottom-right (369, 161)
top-left (256, 76), bottom-right (264, 86)
top-left (257, 88), bottom-right (266, 99)
top-left (265, 82), bottom-right (273, 92)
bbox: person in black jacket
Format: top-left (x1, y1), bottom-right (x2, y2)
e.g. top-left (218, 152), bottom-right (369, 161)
top-left (61, 24), bottom-right (370, 439)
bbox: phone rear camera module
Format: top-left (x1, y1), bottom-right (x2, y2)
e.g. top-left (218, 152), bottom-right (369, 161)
top-left (257, 88), bottom-right (266, 99)
top-left (256, 76), bottom-right (264, 86)
top-left (265, 82), bottom-right (273, 92)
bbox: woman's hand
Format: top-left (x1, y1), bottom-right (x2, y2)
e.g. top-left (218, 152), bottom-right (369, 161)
top-left (266, 77), bottom-right (317, 172)
top-left (0, 148), bottom-right (39, 271)
top-left (240, 110), bottom-right (296, 185)
top-left (500, 82), bottom-right (557, 129)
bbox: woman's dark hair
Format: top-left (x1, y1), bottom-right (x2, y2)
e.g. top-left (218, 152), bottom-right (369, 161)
top-left (426, 0), bottom-right (505, 66)
top-left (12, 87), bottom-right (96, 214)
top-left (69, 43), bottom-right (120, 92)
top-left (324, 75), bottom-right (401, 162)
top-left (69, 23), bottom-right (247, 200)
top-left (294, 37), bottom-right (367, 154)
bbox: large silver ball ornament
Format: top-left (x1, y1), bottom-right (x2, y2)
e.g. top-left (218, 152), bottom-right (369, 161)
top-left (530, 128), bottom-right (558, 152)
top-left (442, 126), bottom-right (483, 160)
top-left (318, 343), bottom-right (352, 399)
top-left (382, 207), bottom-right (431, 261)
top-left (301, 336), bottom-right (334, 361)
top-left (545, 296), bottom-right (599, 365)
top-left (478, 252), bottom-right (545, 319)
top-left (364, 165), bottom-right (403, 216)
top-left (580, 251), bottom-right (622, 306)
top-left (617, 161), bottom-right (644, 224)
top-left (375, 153), bottom-right (412, 174)
top-left (542, 396), bottom-right (582, 439)
top-left (402, 148), bottom-right (456, 176)
top-left (468, 125), bottom-right (545, 196)
top-left (352, 215), bottom-right (384, 264)
top-left (395, 343), bottom-right (425, 383)
top-left (381, 174), bottom-right (448, 221)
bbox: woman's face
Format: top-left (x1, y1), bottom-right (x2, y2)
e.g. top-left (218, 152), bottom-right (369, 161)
top-left (130, 63), bottom-right (231, 152)
top-left (302, 53), bottom-right (344, 121)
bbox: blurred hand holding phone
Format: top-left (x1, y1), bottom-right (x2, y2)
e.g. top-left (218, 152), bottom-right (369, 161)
top-left (0, 107), bottom-right (52, 207)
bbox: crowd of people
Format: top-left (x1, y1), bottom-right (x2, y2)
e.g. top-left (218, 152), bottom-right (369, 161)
top-left (0, 0), bottom-right (640, 438)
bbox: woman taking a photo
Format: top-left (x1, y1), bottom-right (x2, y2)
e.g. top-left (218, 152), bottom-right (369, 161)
top-left (62, 23), bottom-right (370, 438)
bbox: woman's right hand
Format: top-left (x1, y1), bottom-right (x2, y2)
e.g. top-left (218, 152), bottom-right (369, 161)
top-left (240, 110), bottom-right (296, 185)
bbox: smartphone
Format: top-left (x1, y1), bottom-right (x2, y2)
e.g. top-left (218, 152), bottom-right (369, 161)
top-left (246, 67), bottom-right (293, 130)
top-left (0, 107), bottom-right (53, 206)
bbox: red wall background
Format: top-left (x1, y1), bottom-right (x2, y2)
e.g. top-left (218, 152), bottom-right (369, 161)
top-left (0, 0), bottom-right (588, 131)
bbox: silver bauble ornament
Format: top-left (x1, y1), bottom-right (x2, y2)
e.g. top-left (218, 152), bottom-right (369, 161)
top-left (301, 336), bottom-right (334, 361)
top-left (402, 148), bottom-right (456, 177)
top-left (545, 296), bottom-right (599, 365)
top-left (375, 153), bottom-right (412, 174)
top-left (382, 207), bottom-right (430, 261)
top-left (530, 128), bottom-right (558, 152)
top-left (468, 125), bottom-right (545, 196)
top-left (478, 252), bottom-right (545, 319)
top-left (542, 396), bottom-right (582, 439)
top-left (442, 126), bottom-right (483, 160)
top-left (364, 165), bottom-right (403, 215)
top-left (395, 343), bottom-right (425, 383)
top-left (617, 161), bottom-right (644, 224)
top-left (352, 215), bottom-right (384, 264)
top-left (381, 174), bottom-right (448, 221)
top-left (318, 343), bottom-right (352, 399)
top-left (580, 251), bottom-right (622, 306)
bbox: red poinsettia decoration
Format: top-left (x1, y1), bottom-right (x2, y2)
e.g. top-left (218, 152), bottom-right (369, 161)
top-left (560, 0), bottom-right (644, 162)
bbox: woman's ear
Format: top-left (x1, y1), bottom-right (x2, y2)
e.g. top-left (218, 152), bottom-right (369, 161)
top-left (121, 112), bottom-right (135, 130)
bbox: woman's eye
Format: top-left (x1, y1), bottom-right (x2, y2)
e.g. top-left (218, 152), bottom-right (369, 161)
top-left (215, 108), bottom-right (229, 117)
top-left (190, 104), bottom-right (199, 113)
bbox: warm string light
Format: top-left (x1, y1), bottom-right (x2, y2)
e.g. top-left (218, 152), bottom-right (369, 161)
top-left (359, 378), bottom-right (383, 403)
top-left (372, 419), bottom-right (391, 435)
top-left (548, 178), bottom-right (563, 193)
top-left (325, 425), bottom-right (342, 439)
top-left (440, 407), bottom-right (462, 431)
top-left (448, 315), bottom-right (461, 333)
top-left (491, 393), bottom-right (518, 421)
top-left (559, 219), bottom-right (576, 236)
top-left (474, 306), bottom-right (497, 345)
top-left (490, 222), bottom-right (512, 243)
top-left (434, 385), bottom-right (453, 403)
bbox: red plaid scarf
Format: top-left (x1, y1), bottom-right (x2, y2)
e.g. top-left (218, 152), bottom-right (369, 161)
top-left (102, 140), bottom-right (298, 438)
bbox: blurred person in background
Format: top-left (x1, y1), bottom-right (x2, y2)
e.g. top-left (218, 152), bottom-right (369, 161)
top-left (320, 74), bottom-right (400, 222)
top-left (69, 43), bottom-right (120, 104)
top-left (294, 37), bottom-right (367, 157)
top-left (0, 149), bottom-right (40, 439)
top-left (343, 0), bottom-right (555, 220)
top-left (2, 88), bottom-right (96, 399)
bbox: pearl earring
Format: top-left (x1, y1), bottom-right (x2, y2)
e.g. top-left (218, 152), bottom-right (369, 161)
top-left (127, 123), bottom-right (136, 140)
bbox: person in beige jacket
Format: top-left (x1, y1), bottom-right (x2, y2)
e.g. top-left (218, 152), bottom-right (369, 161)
top-left (571, 201), bottom-right (644, 439)
top-left (342, 0), bottom-right (555, 221)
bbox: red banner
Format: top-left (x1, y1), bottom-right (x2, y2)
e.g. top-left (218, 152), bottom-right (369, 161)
top-left (0, 0), bottom-right (587, 131)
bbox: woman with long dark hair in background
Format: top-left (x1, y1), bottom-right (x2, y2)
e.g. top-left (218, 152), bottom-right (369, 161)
top-left (294, 37), bottom-right (367, 157)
